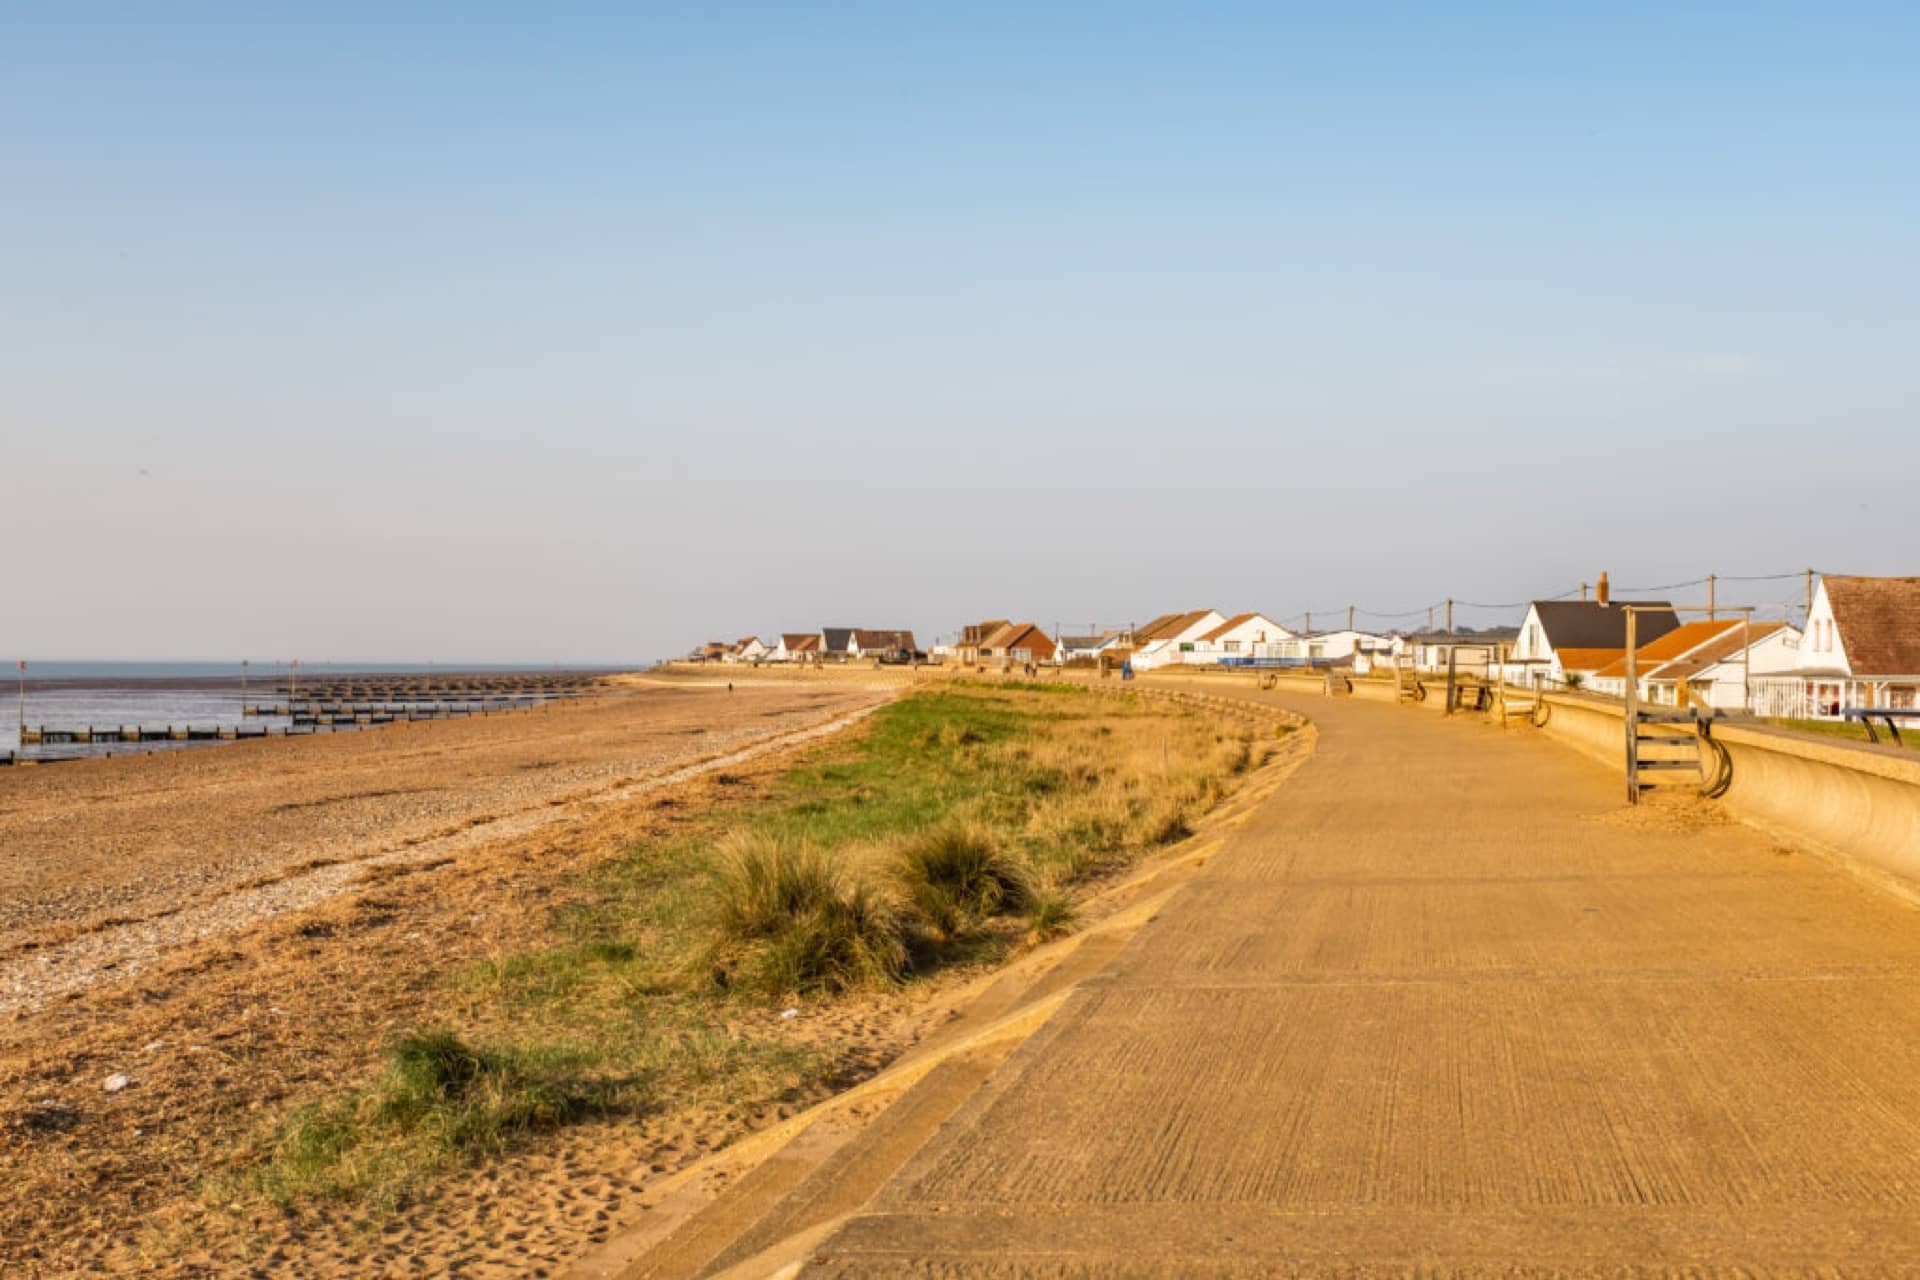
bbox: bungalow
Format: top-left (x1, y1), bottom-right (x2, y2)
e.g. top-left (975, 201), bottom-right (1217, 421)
top-left (1509, 577), bottom-right (1679, 685)
top-left (1754, 575), bottom-right (1920, 718)
top-left (1271, 629), bottom-right (1398, 668)
top-left (1589, 620), bottom-right (1800, 710)
top-left (772, 633), bottom-right (822, 663)
top-left (986, 622), bottom-right (1056, 666)
top-left (1405, 629), bottom-right (1520, 674)
top-left (723, 636), bottom-right (768, 664)
top-left (957, 619), bottom-right (1011, 667)
top-left (822, 627), bottom-right (858, 662)
top-left (850, 629), bottom-right (918, 660)
top-left (1128, 609), bottom-right (1226, 670)
top-left (1190, 613), bottom-right (1295, 663)
top-left (1056, 632), bottom-right (1117, 664)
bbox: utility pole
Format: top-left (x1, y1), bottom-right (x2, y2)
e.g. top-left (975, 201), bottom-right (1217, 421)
top-left (1304, 610), bottom-right (1312, 638)
top-left (241, 658), bottom-right (249, 710)
top-left (1806, 568), bottom-right (1815, 625)
top-left (1707, 575), bottom-right (1717, 620)
top-left (15, 660), bottom-right (24, 748)
top-left (1445, 598), bottom-right (1454, 633)
top-left (1427, 605), bottom-right (1434, 632)
top-left (1580, 582), bottom-right (1589, 601)
top-left (1347, 605), bottom-right (1354, 632)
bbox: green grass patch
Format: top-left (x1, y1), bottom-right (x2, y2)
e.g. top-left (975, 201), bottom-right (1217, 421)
top-left (230, 684), bottom-right (1262, 1213)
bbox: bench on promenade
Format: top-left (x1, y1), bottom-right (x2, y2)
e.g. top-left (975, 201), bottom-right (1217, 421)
top-left (1841, 706), bottom-right (1920, 746)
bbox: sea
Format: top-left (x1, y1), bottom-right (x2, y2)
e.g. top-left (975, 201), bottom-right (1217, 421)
top-left (2, 661), bottom-right (631, 755)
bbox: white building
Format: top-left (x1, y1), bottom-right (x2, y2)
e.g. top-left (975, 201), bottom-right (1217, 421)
top-left (1127, 609), bottom-right (1226, 670)
top-left (1751, 575), bottom-right (1920, 718)
top-left (1188, 613), bottom-right (1295, 663)
top-left (1272, 629), bottom-right (1398, 667)
top-left (1588, 620), bottom-right (1800, 710)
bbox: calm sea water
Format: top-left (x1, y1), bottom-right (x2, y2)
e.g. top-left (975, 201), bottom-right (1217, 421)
top-left (2, 661), bottom-right (634, 754)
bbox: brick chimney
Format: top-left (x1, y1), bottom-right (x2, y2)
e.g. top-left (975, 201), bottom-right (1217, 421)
top-left (1596, 571), bottom-right (1611, 606)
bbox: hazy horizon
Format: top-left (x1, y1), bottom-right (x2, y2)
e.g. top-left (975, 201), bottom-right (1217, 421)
top-left (7, 5), bottom-right (1915, 662)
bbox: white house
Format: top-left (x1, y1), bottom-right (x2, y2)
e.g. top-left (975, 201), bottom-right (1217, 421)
top-left (1128, 609), bottom-right (1226, 670)
top-left (1588, 620), bottom-right (1800, 709)
top-left (1056, 631), bottom-right (1119, 663)
top-left (723, 636), bottom-right (769, 663)
top-left (1510, 581), bottom-right (1679, 685)
top-left (1751, 575), bottom-right (1920, 718)
top-left (1188, 613), bottom-right (1295, 663)
top-left (1272, 629), bottom-right (1398, 667)
top-left (772, 632), bottom-right (822, 663)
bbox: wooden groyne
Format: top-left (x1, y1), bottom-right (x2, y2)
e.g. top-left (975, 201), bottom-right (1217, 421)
top-left (4, 686), bottom-right (598, 766)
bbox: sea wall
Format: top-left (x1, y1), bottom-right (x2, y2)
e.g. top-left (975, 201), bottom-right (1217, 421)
top-left (1533, 691), bottom-right (1920, 896)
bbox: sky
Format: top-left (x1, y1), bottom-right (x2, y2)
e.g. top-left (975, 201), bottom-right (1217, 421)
top-left (4, 3), bottom-right (1916, 661)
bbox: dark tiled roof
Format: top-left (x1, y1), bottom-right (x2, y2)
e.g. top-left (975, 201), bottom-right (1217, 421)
top-left (1826, 576), bottom-right (1920, 675)
top-left (851, 629), bottom-right (916, 652)
top-left (822, 628), bottom-right (855, 652)
top-left (1531, 600), bottom-right (1679, 653)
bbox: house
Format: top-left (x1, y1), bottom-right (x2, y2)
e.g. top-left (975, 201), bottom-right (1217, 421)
top-left (772, 632), bottom-right (822, 663)
top-left (1057, 631), bottom-right (1123, 664)
top-left (1405, 629), bottom-right (1520, 674)
top-left (957, 620), bottom-right (1011, 667)
top-left (1128, 610), bottom-right (1226, 670)
top-left (850, 629), bottom-right (918, 660)
top-left (1642, 622), bottom-right (1799, 710)
top-left (1589, 620), bottom-right (1799, 709)
top-left (695, 641), bottom-right (730, 663)
top-left (1509, 576), bottom-right (1679, 684)
top-left (985, 622), bottom-right (1056, 665)
top-left (1754, 575), bottom-right (1920, 718)
top-left (1271, 629), bottom-right (1398, 668)
top-left (723, 636), bottom-right (768, 663)
top-left (959, 620), bottom-right (1057, 666)
top-left (1189, 613), bottom-right (1295, 664)
top-left (822, 628), bottom-right (858, 662)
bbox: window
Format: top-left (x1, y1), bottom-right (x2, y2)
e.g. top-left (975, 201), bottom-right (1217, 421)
top-left (1223, 640), bottom-right (1240, 652)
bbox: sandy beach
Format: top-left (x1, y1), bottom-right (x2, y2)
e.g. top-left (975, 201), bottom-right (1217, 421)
top-left (1, 671), bottom-right (921, 1275)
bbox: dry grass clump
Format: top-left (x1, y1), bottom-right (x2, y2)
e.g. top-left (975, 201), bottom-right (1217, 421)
top-left (703, 831), bottom-right (908, 998)
top-left (895, 822), bottom-right (1031, 941)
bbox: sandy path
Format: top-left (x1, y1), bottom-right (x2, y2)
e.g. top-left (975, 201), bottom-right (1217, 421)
top-left (800, 683), bottom-right (1920, 1274)
top-left (0, 682), bottom-right (885, 1015)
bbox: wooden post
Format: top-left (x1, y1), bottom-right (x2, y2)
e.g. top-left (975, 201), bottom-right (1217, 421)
top-left (1707, 575), bottom-right (1716, 620)
top-left (1742, 607), bottom-right (1753, 713)
top-left (1445, 598), bottom-right (1453, 633)
top-left (1347, 605), bottom-right (1355, 632)
top-left (1624, 609), bottom-right (1640, 804)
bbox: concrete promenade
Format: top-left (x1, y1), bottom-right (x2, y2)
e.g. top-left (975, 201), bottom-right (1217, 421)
top-left (801, 687), bottom-right (1920, 1274)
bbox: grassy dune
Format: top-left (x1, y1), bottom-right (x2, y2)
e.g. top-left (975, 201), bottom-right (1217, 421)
top-left (232, 684), bottom-right (1273, 1207)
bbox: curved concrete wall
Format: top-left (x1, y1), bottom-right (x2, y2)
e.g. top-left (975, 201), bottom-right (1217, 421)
top-left (1534, 693), bottom-right (1629, 771)
top-left (1713, 725), bottom-right (1920, 897)
top-left (1525, 691), bottom-right (1920, 899)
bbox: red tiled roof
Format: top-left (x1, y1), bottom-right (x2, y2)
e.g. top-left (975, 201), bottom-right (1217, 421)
top-left (1827, 576), bottom-right (1920, 675)
top-left (1135, 609), bottom-right (1215, 643)
top-left (1592, 621), bottom-right (1743, 680)
top-left (1645, 621), bottom-right (1789, 682)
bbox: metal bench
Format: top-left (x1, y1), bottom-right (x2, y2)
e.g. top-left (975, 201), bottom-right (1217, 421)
top-left (1841, 706), bottom-right (1920, 746)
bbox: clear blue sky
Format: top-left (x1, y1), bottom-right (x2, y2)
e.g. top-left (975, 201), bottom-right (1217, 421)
top-left (4, 3), bottom-right (1915, 660)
